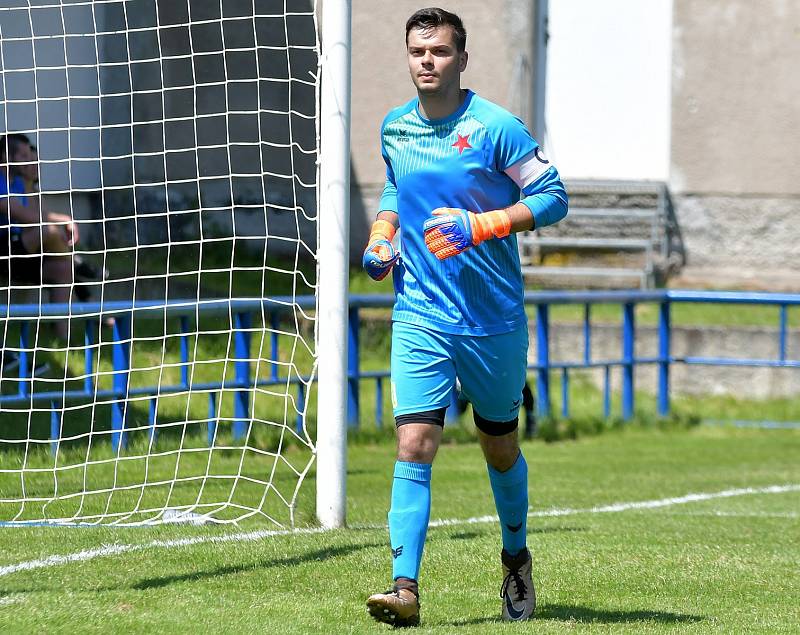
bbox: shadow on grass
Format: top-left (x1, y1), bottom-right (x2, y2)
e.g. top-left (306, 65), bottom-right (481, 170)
top-left (446, 617), bottom-right (502, 627)
top-left (447, 605), bottom-right (702, 627)
top-left (536, 604), bottom-right (703, 624)
top-left (130, 542), bottom-right (380, 591)
top-left (446, 526), bottom-right (587, 541)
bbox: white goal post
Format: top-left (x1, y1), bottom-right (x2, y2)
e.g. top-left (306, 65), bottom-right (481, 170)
top-left (316, 0), bottom-right (351, 529)
top-left (0, 0), bottom-right (351, 529)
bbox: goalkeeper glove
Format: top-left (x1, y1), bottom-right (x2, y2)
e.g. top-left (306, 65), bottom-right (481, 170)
top-left (423, 207), bottom-right (511, 260)
top-left (362, 219), bottom-right (400, 281)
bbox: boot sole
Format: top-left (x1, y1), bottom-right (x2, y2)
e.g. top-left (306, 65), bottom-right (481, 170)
top-left (366, 598), bottom-right (420, 627)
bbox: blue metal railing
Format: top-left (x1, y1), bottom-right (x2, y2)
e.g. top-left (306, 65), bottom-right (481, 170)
top-left (532, 289), bottom-right (800, 420)
top-left (2, 290), bottom-right (798, 454)
top-left (1, 297), bottom-right (315, 454)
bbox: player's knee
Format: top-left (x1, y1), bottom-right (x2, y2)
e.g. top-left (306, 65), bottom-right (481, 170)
top-left (43, 257), bottom-right (73, 284)
top-left (20, 228), bottom-right (41, 254)
top-left (44, 223), bottom-right (61, 240)
top-left (475, 411), bottom-right (520, 471)
top-left (43, 224), bottom-right (70, 251)
top-left (395, 408), bottom-right (445, 463)
top-left (397, 447), bottom-right (434, 464)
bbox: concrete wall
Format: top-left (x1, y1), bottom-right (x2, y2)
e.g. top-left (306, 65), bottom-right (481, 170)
top-left (1, 1), bottom-right (318, 260)
top-left (671, 0), bottom-right (800, 196)
top-left (97, 0), bottom-right (318, 254)
top-left (0, 3), bottom-right (104, 190)
top-left (670, 0), bottom-right (800, 284)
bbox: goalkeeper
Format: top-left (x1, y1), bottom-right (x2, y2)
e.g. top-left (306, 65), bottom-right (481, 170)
top-left (363, 7), bottom-right (567, 627)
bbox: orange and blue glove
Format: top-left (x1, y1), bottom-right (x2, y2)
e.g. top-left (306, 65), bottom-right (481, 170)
top-left (362, 219), bottom-right (400, 281)
top-left (423, 207), bottom-right (511, 260)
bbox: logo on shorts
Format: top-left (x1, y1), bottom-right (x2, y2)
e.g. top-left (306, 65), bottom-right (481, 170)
top-left (510, 398), bottom-right (521, 412)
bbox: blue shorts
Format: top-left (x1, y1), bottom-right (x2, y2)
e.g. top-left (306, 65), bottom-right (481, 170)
top-left (390, 321), bottom-right (528, 423)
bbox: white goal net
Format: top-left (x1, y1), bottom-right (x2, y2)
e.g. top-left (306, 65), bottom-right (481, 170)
top-left (0, 0), bottom-right (320, 527)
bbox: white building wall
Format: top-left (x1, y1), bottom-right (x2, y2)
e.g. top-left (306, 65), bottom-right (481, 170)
top-left (544, 0), bottom-right (672, 181)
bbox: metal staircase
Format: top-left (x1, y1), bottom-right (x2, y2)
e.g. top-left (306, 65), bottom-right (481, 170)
top-left (518, 180), bottom-right (685, 289)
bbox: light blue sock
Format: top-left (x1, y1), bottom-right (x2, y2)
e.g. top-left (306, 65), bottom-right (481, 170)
top-left (388, 461), bottom-right (432, 582)
top-left (487, 452), bottom-right (528, 556)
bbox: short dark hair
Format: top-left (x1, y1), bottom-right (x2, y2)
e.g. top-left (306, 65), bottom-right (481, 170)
top-left (1, 133), bottom-right (32, 164)
top-left (405, 7), bottom-right (466, 52)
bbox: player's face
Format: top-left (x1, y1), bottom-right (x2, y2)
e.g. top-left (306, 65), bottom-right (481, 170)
top-left (23, 149), bottom-right (39, 185)
top-left (407, 26), bottom-right (467, 95)
top-left (9, 143), bottom-right (35, 180)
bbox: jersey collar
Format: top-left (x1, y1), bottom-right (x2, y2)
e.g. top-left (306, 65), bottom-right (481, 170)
top-left (415, 89), bottom-right (474, 125)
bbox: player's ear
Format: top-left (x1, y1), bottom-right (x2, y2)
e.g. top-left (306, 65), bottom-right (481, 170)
top-left (459, 50), bottom-right (468, 72)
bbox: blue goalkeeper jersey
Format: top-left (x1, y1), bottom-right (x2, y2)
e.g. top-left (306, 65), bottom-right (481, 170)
top-left (379, 89), bottom-right (567, 336)
top-left (0, 175), bottom-right (28, 227)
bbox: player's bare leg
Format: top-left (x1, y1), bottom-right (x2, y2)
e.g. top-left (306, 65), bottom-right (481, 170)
top-left (23, 225), bottom-right (75, 339)
top-left (367, 422), bottom-right (442, 626)
top-left (477, 426), bottom-right (519, 472)
top-left (41, 256), bottom-right (73, 340)
top-left (396, 422), bottom-right (442, 464)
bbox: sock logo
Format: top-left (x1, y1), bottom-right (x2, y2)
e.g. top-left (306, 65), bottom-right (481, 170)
top-left (506, 522), bottom-right (524, 533)
top-left (391, 545), bottom-right (404, 559)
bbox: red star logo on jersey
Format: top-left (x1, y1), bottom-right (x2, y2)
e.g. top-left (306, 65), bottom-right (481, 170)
top-left (452, 133), bottom-right (472, 155)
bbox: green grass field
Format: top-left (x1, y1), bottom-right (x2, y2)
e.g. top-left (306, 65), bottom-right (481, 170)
top-left (1, 426), bottom-right (798, 633)
top-left (2, 255), bottom-right (799, 631)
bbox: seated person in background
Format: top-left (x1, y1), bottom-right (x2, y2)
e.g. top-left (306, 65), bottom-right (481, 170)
top-left (18, 143), bottom-right (104, 301)
top-left (0, 133), bottom-right (78, 339)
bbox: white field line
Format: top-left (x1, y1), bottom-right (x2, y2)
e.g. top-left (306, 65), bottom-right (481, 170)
top-left (425, 484), bottom-right (800, 528)
top-left (1, 484), bottom-right (798, 579)
top-left (664, 511), bottom-right (800, 519)
top-left (0, 595), bottom-right (24, 607)
top-left (0, 527), bottom-right (327, 579)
